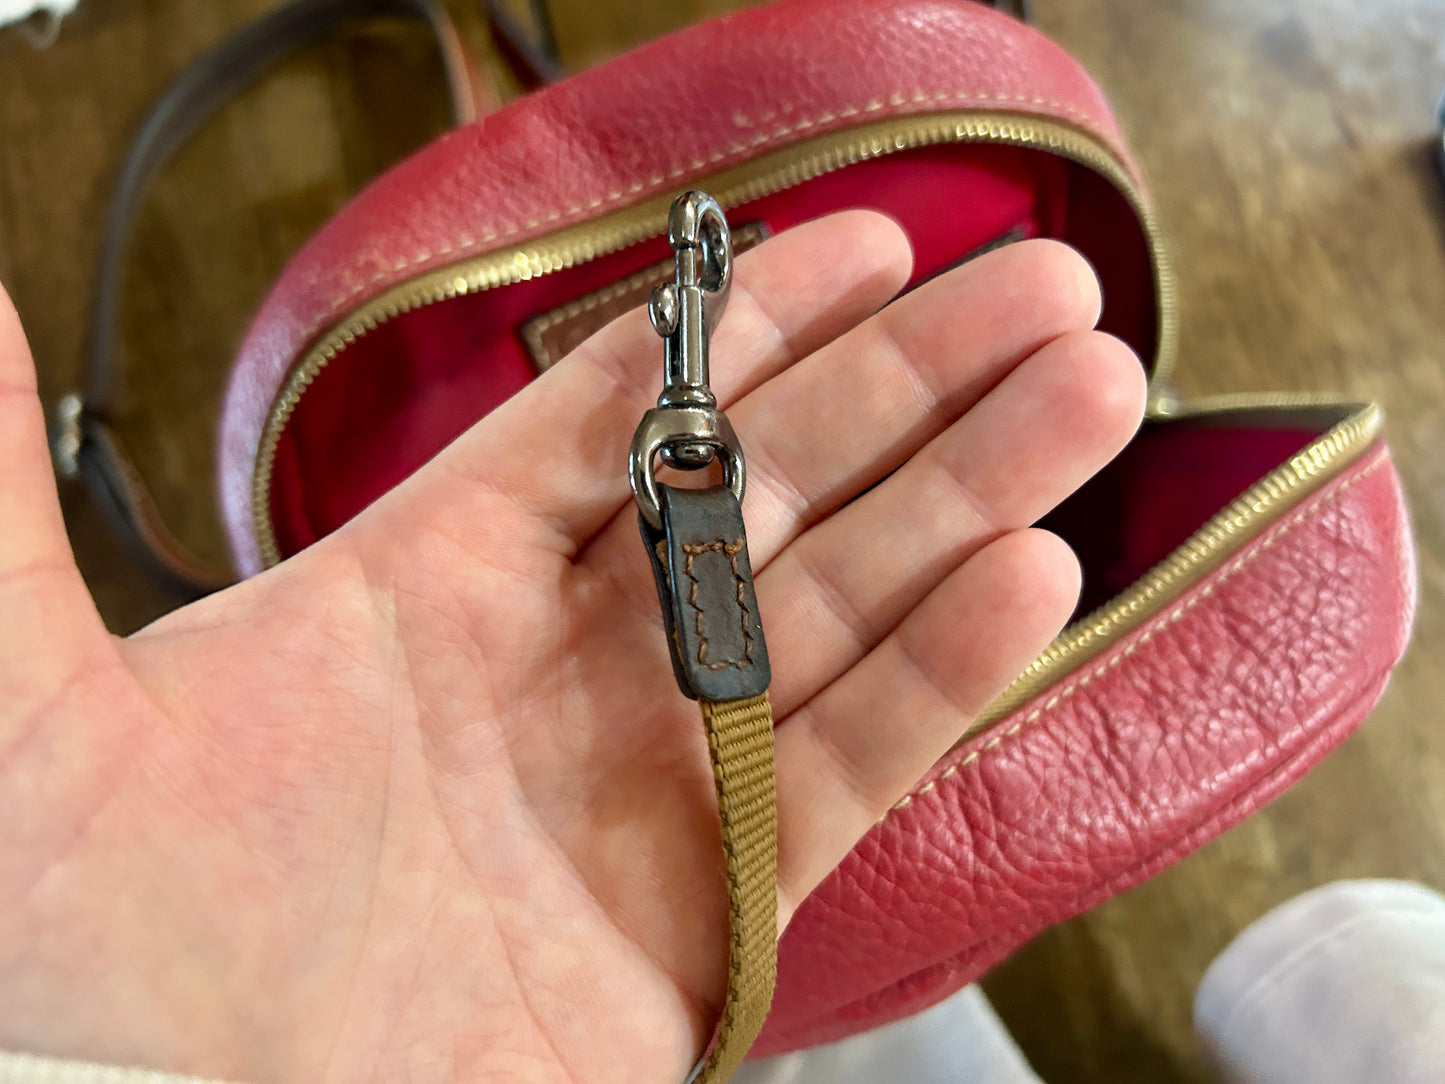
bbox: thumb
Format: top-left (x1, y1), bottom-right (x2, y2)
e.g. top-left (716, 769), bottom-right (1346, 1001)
top-left (0, 281), bottom-right (110, 701)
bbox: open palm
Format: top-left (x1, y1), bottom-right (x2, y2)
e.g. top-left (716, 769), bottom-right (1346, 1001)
top-left (0, 212), bottom-right (1144, 1084)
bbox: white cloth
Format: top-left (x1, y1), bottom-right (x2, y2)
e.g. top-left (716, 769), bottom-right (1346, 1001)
top-left (1196, 879), bottom-right (1445, 1084)
top-left (0, 0), bottom-right (76, 27)
top-left (0, 1053), bottom-right (230, 1084)
top-left (735, 985), bottom-right (1043, 1084)
top-left (0, 0), bottom-right (76, 48)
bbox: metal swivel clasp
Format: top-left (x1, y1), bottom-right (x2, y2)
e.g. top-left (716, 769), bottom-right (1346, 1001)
top-left (630, 190), bottom-right (746, 530)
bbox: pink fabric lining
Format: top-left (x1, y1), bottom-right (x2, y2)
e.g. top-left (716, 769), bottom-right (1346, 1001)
top-left (1043, 423), bottom-right (1325, 616)
top-left (269, 143), bottom-right (1152, 557)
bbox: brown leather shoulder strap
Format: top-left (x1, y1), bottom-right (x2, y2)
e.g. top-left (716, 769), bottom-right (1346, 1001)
top-left (57, 0), bottom-right (560, 598)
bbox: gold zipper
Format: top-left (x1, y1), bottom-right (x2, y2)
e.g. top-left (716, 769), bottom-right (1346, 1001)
top-left (963, 398), bottom-right (1385, 738)
top-left (1148, 389), bottom-right (1375, 419)
top-left (252, 111), bottom-right (1177, 566)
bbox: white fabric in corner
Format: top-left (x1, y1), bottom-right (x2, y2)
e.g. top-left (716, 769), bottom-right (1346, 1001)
top-left (0, 1052), bottom-right (234, 1084)
top-left (0, 0), bottom-right (77, 31)
top-left (1196, 879), bottom-right (1445, 1084)
top-left (735, 984), bottom-right (1043, 1084)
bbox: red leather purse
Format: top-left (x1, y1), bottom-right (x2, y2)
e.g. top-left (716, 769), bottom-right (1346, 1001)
top-left (68, 0), bottom-right (1416, 1059)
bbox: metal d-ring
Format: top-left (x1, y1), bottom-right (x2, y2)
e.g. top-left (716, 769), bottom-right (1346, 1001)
top-left (630, 405), bottom-right (746, 531)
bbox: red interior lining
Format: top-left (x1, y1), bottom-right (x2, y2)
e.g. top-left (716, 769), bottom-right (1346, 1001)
top-left (270, 143), bottom-right (1155, 558)
top-left (1041, 423), bottom-right (1325, 618)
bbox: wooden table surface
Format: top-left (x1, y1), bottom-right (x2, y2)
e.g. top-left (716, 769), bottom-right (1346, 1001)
top-left (2, 1), bottom-right (1442, 1080)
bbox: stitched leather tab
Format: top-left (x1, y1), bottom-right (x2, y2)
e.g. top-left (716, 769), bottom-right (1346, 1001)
top-left (641, 484), bottom-right (771, 702)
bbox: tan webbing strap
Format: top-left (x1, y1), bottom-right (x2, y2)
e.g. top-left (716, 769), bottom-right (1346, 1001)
top-left (692, 693), bottom-right (778, 1083)
top-left (633, 192), bottom-right (779, 1080)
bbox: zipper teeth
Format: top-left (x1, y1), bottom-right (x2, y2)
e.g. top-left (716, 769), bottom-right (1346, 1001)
top-left (963, 400), bottom-right (1385, 736)
top-left (252, 111), bottom-right (1174, 567)
top-left (1150, 389), bottom-right (1368, 418)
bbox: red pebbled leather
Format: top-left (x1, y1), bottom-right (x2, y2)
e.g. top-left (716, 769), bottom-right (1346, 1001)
top-left (219, 0), bottom-right (1130, 573)
top-left (756, 446), bottom-right (1416, 1052)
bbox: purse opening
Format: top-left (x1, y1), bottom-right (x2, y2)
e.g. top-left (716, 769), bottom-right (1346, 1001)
top-left (267, 140), bottom-right (1157, 558)
top-left (1041, 404), bottom-right (1365, 619)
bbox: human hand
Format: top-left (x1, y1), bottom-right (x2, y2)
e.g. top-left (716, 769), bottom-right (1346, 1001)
top-left (0, 212), bottom-right (1144, 1083)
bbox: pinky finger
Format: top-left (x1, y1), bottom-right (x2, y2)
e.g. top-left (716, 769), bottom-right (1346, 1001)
top-left (770, 528), bottom-right (1081, 918)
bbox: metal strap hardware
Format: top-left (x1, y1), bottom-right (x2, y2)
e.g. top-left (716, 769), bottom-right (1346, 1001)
top-left (632, 192), bottom-right (778, 1083)
top-left (630, 191), bottom-right (746, 532)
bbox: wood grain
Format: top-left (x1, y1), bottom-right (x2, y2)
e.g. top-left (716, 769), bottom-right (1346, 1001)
top-left (1, 1), bottom-right (1442, 1080)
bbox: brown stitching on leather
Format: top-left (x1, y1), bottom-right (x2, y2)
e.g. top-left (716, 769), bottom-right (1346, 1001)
top-left (682, 538), bottom-right (753, 670)
top-left (310, 92), bottom-right (1117, 332)
top-left (889, 450), bottom-right (1390, 815)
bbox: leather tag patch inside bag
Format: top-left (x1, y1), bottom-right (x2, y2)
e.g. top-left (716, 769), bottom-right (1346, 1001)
top-left (523, 223), bottom-right (768, 372)
top-left (629, 192), bottom-right (776, 1083)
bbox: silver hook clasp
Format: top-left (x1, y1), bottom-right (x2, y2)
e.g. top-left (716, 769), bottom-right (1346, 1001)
top-left (630, 191), bottom-right (745, 530)
top-left (648, 190), bottom-right (732, 413)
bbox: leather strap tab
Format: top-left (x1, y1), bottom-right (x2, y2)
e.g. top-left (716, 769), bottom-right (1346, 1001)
top-left (641, 484), bottom-right (771, 703)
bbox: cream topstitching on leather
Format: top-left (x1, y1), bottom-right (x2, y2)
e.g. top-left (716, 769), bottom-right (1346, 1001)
top-left (887, 450), bottom-right (1389, 816)
top-left (307, 89), bottom-right (1119, 336)
top-left (522, 262), bottom-right (665, 366)
top-left (253, 93), bottom-right (1133, 524)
